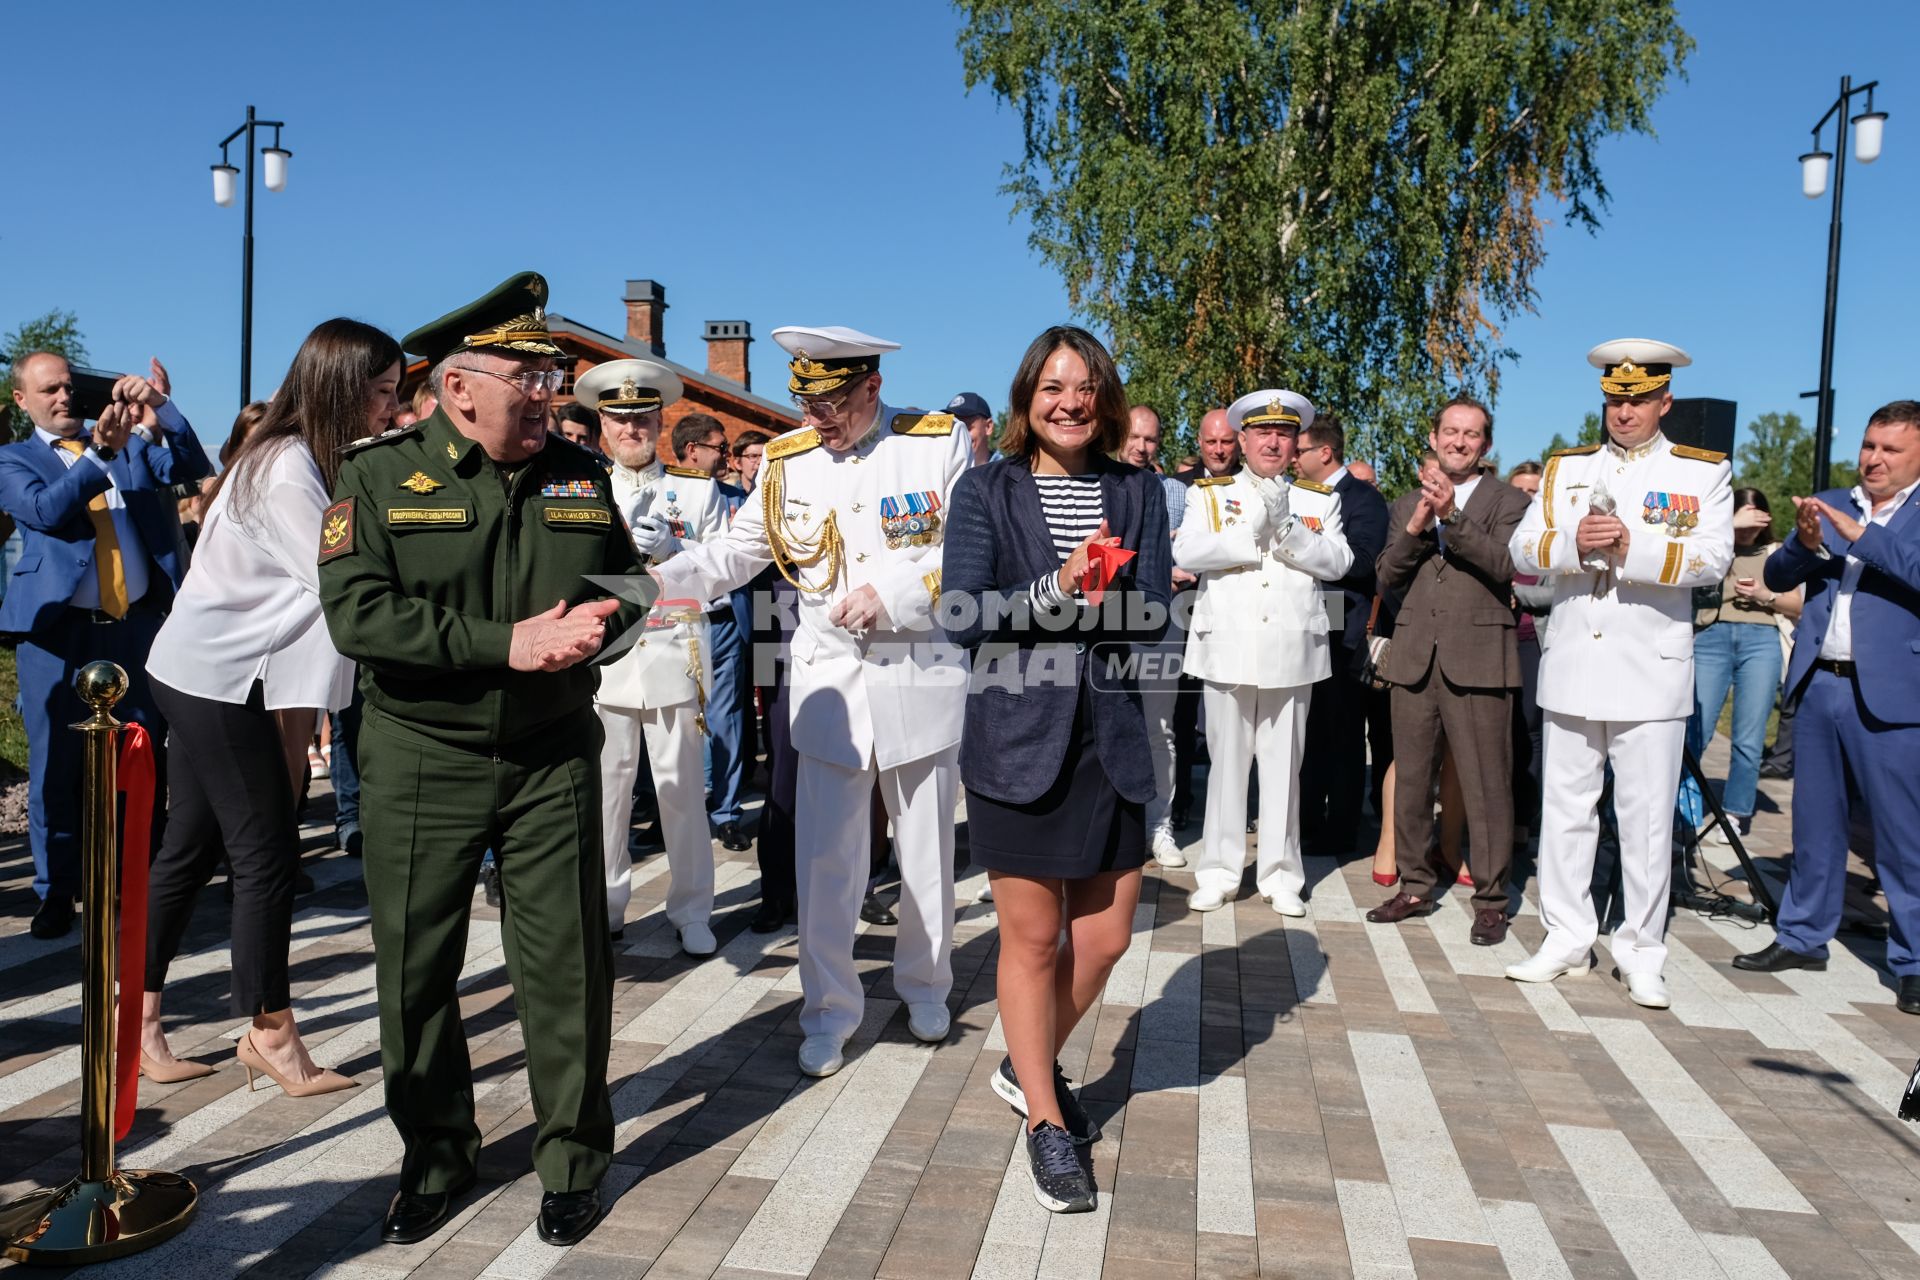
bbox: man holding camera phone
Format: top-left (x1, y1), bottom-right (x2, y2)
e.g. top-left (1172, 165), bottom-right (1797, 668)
top-left (0, 353), bottom-right (210, 938)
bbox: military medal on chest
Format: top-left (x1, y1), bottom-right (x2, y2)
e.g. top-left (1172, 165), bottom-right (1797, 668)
top-left (664, 488), bottom-right (688, 538)
top-left (1642, 491), bottom-right (1699, 535)
top-left (878, 490), bottom-right (942, 549)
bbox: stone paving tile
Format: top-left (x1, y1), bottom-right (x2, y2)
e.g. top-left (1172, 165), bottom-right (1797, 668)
top-left (12, 743), bottom-right (1920, 1275)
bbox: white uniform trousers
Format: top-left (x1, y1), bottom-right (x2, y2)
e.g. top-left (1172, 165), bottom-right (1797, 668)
top-left (596, 702), bottom-right (713, 935)
top-left (1535, 712), bottom-right (1685, 976)
top-left (1141, 681), bottom-right (1179, 838)
top-left (1192, 681), bottom-right (1311, 900)
top-left (795, 745), bottom-right (959, 1041)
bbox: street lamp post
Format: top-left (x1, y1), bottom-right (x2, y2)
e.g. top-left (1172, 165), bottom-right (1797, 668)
top-left (210, 105), bottom-right (291, 406)
top-left (1799, 76), bottom-right (1888, 491)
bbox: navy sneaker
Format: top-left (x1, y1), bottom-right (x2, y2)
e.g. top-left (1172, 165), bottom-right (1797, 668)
top-left (1025, 1121), bottom-right (1095, 1213)
top-left (993, 1056), bottom-right (1101, 1144)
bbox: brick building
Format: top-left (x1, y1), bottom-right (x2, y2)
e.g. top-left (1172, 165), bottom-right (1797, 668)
top-left (403, 276), bottom-right (797, 463)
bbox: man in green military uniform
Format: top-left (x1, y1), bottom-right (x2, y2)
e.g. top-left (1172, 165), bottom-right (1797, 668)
top-left (319, 273), bottom-right (645, 1248)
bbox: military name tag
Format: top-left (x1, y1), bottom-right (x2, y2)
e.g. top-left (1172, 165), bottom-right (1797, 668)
top-left (387, 506), bottom-right (472, 528)
top-left (544, 506), bottom-right (611, 527)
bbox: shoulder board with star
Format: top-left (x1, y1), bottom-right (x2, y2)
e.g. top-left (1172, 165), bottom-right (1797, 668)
top-left (1670, 444), bottom-right (1728, 465)
top-left (1550, 443), bottom-right (1602, 457)
top-left (1290, 478), bottom-right (1332, 495)
top-left (890, 411), bottom-right (957, 437)
top-left (343, 425), bottom-right (420, 454)
top-left (766, 428), bottom-right (821, 461)
top-left (665, 465), bottom-right (709, 480)
top-left (1193, 474), bottom-right (1234, 488)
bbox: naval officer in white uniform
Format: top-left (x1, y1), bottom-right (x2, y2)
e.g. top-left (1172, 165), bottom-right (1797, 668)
top-left (1174, 389), bottom-right (1353, 916)
top-left (1505, 339), bottom-right (1733, 1008)
top-left (648, 326), bottom-right (972, 1077)
top-left (576, 359), bottom-right (725, 955)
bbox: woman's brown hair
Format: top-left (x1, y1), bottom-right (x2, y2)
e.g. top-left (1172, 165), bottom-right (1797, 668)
top-left (1000, 325), bottom-right (1129, 461)
top-left (211, 318), bottom-right (402, 519)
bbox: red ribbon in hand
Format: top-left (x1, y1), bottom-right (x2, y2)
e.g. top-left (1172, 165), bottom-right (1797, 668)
top-left (114, 722), bottom-right (156, 1142)
top-left (1082, 541), bottom-right (1136, 607)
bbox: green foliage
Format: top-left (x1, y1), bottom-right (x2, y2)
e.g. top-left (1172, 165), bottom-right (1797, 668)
top-left (1734, 411), bottom-right (1859, 538)
top-left (0, 648), bottom-right (25, 777)
top-left (2, 310), bottom-right (89, 441)
top-left (1542, 412), bottom-right (1605, 461)
top-left (954, 0), bottom-right (1692, 492)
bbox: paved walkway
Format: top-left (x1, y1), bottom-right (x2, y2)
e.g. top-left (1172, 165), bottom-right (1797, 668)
top-left (5, 739), bottom-right (1920, 1279)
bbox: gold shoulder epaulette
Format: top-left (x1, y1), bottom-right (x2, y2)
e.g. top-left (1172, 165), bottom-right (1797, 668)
top-left (1551, 443), bottom-right (1602, 457)
top-left (1291, 478), bottom-right (1332, 495)
top-left (665, 465), bottom-right (708, 479)
top-left (344, 425), bottom-right (419, 454)
top-left (1671, 444), bottom-right (1728, 464)
top-left (766, 429), bottom-right (820, 461)
top-left (1193, 474), bottom-right (1234, 488)
top-left (891, 411), bottom-right (957, 436)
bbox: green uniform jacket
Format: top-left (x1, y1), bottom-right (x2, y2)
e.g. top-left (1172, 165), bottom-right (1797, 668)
top-left (318, 410), bottom-right (645, 750)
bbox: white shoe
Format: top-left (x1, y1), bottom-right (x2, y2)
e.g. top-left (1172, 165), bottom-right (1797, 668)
top-left (907, 1001), bottom-right (951, 1043)
top-left (1187, 886), bottom-right (1229, 912)
top-left (1700, 823), bottom-right (1732, 847)
top-left (1151, 830), bottom-right (1186, 868)
top-left (1504, 951), bottom-right (1591, 983)
top-left (977, 882), bottom-right (994, 903)
top-left (798, 1034), bottom-right (846, 1077)
top-left (1624, 972), bottom-right (1671, 1009)
top-left (1265, 892), bottom-right (1307, 918)
top-left (678, 922), bottom-right (717, 957)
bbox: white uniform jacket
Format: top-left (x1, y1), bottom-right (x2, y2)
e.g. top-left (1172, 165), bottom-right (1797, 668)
top-left (596, 460), bottom-right (721, 712)
top-left (652, 403), bottom-right (972, 771)
top-left (1175, 472), bottom-right (1353, 689)
top-left (1509, 434), bottom-right (1734, 722)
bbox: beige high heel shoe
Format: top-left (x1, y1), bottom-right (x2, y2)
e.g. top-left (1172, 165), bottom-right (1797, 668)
top-left (139, 1050), bottom-right (217, 1083)
top-left (237, 1032), bottom-right (357, 1097)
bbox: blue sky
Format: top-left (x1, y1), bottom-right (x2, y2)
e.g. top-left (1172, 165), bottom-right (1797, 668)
top-left (6, 1), bottom-right (1915, 476)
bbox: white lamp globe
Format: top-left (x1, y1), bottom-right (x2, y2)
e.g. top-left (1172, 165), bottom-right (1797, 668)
top-left (262, 147), bottom-right (291, 192)
top-left (1853, 111), bottom-right (1887, 164)
top-left (1799, 150), bottom-right (1831, 199)
top-left (212, 163), bottom-right (239, 207)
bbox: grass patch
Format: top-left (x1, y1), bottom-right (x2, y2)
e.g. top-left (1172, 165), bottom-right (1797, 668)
top-left (0, 646), bottom-right (26, 774)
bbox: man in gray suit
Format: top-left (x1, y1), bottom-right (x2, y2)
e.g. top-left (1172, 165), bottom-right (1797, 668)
top-left (1364, 396), bottom-right (1531, 944)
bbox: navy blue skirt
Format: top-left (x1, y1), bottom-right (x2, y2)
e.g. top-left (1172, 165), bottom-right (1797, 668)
top-left (965, 679), bottom-right (1145, 879)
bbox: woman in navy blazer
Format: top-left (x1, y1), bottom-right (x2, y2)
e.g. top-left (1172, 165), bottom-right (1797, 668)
top-left (939, 326), bottom-right (1169, 1213)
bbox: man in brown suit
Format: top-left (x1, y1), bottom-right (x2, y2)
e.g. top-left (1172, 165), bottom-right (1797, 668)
top-left (1364, 396), bottom-right (1532, 944)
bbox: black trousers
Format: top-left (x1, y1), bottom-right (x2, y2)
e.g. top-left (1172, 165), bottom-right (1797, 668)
top-left (1301, 659), bottom-right (1369, 852)
top-left (145, 679), bottom-right (301, 1016)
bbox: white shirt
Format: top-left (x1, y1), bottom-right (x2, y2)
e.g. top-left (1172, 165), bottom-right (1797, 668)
top-left (1323, 464), bottom-right (1351, 488)
top-left (1819, 477), bottom-right (1920, 661)
top-left (1449, 473), bottom-right (1483, 512)
top-left (35, 426), bottom-right (151, 608)
top-left (146, 440), bottom-right (354, 711)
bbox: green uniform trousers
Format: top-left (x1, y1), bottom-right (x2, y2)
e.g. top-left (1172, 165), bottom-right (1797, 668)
top-left (359, 705), bottom-right (614, 1194)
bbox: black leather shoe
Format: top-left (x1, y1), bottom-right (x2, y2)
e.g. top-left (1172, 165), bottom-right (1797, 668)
top-left (631, 824), bottom-right (665, 853)
top-left (1899, 977), bottom-right (1920, 1016)
top-left (860, 893), bottom-right (897, 926)
top-left (1732, 942), bottom-right (1827, 973)
top-left (536, 1186), bottom-right (601, 1246)
top-left (30, 896), bottom-right (74, 939)
top-left (1169, 802), bottom-right (1191, 832)
top-left (382, 1175), bottom-right (473, 1245)
top-left (344, 829), bottom-right (364, 858)
top-left (719, 821), bottom-right (752, 852)
top-left (481, 864), bottom-right (502, 910)
top-left (750, 899), bottom-right (793, 934)
top-left (1757, 761), bottom-right (1792, 780)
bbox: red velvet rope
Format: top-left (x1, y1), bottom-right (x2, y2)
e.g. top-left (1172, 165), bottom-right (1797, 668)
top-left (114, 722), bottom-right (155, 1142)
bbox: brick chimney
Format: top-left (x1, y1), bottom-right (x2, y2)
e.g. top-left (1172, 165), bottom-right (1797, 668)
top-left (624, 279), bottom-right (667, 356)
top-left (702, 320), bottom-right (753, 390)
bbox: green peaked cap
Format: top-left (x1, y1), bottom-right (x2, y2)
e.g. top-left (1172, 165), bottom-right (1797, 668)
top-left (402, 271), bottom-right (563, 364)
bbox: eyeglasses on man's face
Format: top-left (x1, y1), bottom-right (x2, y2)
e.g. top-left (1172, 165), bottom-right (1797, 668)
top-left (685, 438), bottom-right (727, 456)
top-left (791, 387), bottom-right (857, 419)
top-left (465, 366), bottom-right (565, 396)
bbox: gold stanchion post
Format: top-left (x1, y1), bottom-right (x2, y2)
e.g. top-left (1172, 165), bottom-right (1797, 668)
top-left (0, 662), bottom-right (198, 1264)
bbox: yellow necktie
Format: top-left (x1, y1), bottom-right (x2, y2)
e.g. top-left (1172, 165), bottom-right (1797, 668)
top-left (56, 439), bottom-right (128, 618)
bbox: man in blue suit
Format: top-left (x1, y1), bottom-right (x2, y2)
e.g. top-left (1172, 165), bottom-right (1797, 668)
top-left (1734, 400), bottom-right (1920, 1011)
top-left (1295, 415), bottom-right (1389, 856)
top-left (1, 353), bottom-right (211, 937)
